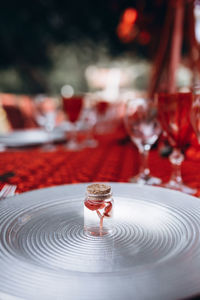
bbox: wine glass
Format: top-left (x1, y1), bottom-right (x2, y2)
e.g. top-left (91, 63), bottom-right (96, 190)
top-left (157, 92), bottom-right (196, 194)
top-left (62, 93), bottom-right (98, 150)
top-left (124, 97), bottom-right (162, 185)
top-left (34, 95), bottom-right (57, 151)
top-left (191, 86), bottom-right (200, 142)
top-left (79, 94), bottom-right (98, 148)
top-left (62, 94), bottom-right (84, 150)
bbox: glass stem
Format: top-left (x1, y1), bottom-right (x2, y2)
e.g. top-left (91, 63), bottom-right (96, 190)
top-left (69, 123), bottom-right (78, 143)
top-left (169, 148), bottom-right (184, 184)
top-left (71, 128), bottom-right (77, 142)
top-left (139, 145), bottom-right (150, 178)
top-left (64, 122), bottom-right (80, 150)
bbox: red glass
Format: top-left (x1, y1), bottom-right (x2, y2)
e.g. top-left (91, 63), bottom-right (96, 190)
top-left (96, 101), bottom-right (109, 115)
top-left (158, 92), bottom-right (193, 149)
top-left (62, 96), bottom-right (83, 123)
top-left (190, 94), bottom-right (200, 143)
top-left (157, 92), bottom-right (196, 194)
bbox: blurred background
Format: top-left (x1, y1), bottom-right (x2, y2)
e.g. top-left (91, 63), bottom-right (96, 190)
top-left (0, 0), bottom-right (183, 95)
top-left (1, 0), bottom-right (200, 195)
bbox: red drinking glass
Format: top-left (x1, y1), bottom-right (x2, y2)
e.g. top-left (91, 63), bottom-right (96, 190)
top-left (62, 94), bottom-right (98, 150)
top-left (62, 95), bottom-right (83, 123)
top-left (190, 87), bottom-right (200, 143)
top-left (62, 95), bottom-right (83, 150)
top-left (158, 92), bottom-right (196, 194)
top-left (96, 101), bottom-right (109, 115)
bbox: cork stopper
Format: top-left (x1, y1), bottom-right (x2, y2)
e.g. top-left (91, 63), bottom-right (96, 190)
top-left (87, 183), bottom-right (111, 195)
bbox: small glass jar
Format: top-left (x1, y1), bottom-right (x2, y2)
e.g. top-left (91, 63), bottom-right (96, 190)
top-left (84, 184), bottom-right (114, 236)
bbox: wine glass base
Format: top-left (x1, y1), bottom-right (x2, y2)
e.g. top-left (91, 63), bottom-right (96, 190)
top-left (40, 144), bottom-right (56, 152)
top-left (161, 180), bottom-right (196, 195)
top-left (83, 139), bottom-right (98, 148)
top-left (129, 174), bottom-right (162, 186)
top-left (0, 143), bottom-right (6, 152)
top-left (64, 140), bottom-right (83, 151)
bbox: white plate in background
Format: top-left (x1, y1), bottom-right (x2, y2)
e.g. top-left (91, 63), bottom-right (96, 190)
top-left (0, 128), bottom-right (65, 147)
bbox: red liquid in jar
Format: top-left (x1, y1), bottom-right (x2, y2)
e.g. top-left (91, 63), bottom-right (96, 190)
top-left (84, 199), bottom-right (112, 234)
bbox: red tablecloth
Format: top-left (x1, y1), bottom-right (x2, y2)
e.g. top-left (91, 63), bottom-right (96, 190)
top-left (1, 128), bottom-right (200, 196)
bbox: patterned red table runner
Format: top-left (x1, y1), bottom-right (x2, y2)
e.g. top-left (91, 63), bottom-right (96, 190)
top-left (1, 129), bottom-right (200, 196)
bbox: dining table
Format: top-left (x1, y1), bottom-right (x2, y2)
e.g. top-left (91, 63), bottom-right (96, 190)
top-left (1, 121), bottom-right (200, 300)
top-left (1, 123), bottom-right (200, 196)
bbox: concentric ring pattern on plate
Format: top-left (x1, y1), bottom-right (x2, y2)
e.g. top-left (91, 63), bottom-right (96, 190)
top-left (0, 183), bottom-right (200, 300)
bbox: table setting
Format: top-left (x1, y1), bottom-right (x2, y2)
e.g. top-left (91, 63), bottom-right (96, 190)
top-left (2, 1), bottom-right (200, 299)
top-left (1, 86), bottom-right (200, 300)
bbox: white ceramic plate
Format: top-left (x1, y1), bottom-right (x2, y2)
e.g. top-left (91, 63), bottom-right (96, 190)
top-left (0, 183), bottom-right (200, 300)
top-left (0, 128), bottom-right (65, 147)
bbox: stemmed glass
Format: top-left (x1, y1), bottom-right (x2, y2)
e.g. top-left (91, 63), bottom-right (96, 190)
top-left (191, 86), bottom-right (200, 143)
top-left (124, 97), bottom-right (162, 185)
top-left (62, 94), bottom-right (83, 150)
top-left (157, 92), bottom-right (196, 194)
top-left (62, 94), bottom-right (98, 150)
top-left (34, 95), bottom-right (57, 151)
top-left (80, 94), bottom-right (98, 148)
